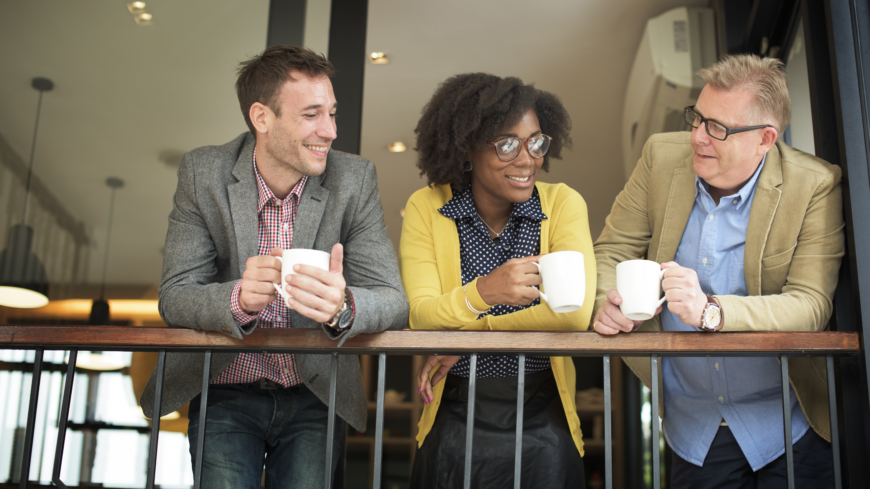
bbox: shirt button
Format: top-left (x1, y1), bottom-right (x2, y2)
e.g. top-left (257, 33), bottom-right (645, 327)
top-left (282, 223), bottom-right (289, 231)
top-left (708, 214), bottom-right (714, 221)
top-left (719, 395), bottom-right (724, 403)
top-left (732, 200), bottom-right (738, 205)
top-left (714, 363), bottom-right (720, 370)
top-left (702, 257), bottom-right (708, 265)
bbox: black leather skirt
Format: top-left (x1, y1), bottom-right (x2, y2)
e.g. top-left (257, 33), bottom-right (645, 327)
top-left (410, 369), bottom-right (585, 489)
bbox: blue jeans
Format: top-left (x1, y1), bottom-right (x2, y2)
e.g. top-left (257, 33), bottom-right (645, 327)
top-left (187, 381), bottom-right (345, 489)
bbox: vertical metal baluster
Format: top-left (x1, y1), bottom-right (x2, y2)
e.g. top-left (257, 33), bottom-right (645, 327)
top-left (650, 354), bottom-right (660, 489)
top-left (826, 355), bottom-right (842, 489)
top-left (324, 352), bottom-right (339, 489)
top-left (780, 354), bottom-right (794, 489)
top-left (51, 349), bottom-right (77, 489)
top-left (513, 355), bottom-right (526, 489)
top-left (193, 350), bottom-right (211, 489)
top-left (604, 355), bottom-right (612, 489)
top-left (373, 353), bottom-right (386, 489)
top-left (146, 350), bottom-right (166, 489)
top-left (18, 348), bottom-right (44, 489)
top-left (463, 354), bottom-right (477, 489)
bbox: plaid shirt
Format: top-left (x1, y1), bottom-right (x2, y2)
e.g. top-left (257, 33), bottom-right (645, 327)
top-left (213, 148), bottom-right (307, 387)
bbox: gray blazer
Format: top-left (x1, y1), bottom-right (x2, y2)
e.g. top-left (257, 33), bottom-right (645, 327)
top-left (140, 132), bottom-right (409, 432)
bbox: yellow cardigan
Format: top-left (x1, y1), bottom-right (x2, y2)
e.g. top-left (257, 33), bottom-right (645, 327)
top-left (399, 181), bottom-right (596, 456)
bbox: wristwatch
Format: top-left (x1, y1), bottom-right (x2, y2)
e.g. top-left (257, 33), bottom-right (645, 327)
top-left (700, 296), bottom-right (723, 332)
top-left (325, 289), bottom-right (354, 332)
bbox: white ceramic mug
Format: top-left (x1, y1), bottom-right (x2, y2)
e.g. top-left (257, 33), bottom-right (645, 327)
top-left (532, 251), bottom-right (585, 313)
top-left (272, 249), bottom-right (330, 308)
top-left (616, 259), bottom-right (666, 321)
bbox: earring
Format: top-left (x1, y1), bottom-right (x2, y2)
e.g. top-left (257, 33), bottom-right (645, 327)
top-left (463, 160), bottom-right (473, 171)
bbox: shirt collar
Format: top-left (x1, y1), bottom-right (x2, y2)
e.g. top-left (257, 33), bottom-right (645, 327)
top-left (253, 146), bottom-right (308, 213)
top-left (695, 153), bottom-right (766, 210)
top-left (438, 184), bottom-right (548, 221)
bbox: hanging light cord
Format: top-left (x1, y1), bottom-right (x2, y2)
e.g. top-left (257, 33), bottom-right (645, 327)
top-left (21, 89), bottom-right (45, 225)
top-left (98, 187), bottom-right (118, 301)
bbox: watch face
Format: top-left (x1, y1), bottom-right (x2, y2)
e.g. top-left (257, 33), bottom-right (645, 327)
top-left (338, 307), bottom-right (354, 330)
top-left (704, 306), bottom-right (721, 328)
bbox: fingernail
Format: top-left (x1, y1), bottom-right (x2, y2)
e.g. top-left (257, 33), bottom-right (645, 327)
top-left (417, 386), bottom-right (421, 394)
top-left (293, 264), bottom-right (300, 271)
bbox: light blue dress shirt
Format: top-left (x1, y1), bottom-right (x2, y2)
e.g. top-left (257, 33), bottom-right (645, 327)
top-left (660, 155), bottom-right (810, 471)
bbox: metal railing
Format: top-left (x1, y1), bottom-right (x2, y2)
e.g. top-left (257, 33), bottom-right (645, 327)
top-left (0, 325), bottom-right (861, 489)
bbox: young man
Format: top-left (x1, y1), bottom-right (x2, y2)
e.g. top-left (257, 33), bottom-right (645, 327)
top-left (140, 45), bottom-right (408, 488)
top-left (593, 54), bottom-right (844, 488)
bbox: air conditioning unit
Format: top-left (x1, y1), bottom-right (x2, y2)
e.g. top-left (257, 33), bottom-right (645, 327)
top-left (622, 7), bottom-right (717, 180)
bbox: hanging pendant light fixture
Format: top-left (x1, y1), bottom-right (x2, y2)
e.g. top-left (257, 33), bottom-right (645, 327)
top-left (88, 177), bottom-right (124, 325)
top-left (0, 77), bottom-right (54, 309)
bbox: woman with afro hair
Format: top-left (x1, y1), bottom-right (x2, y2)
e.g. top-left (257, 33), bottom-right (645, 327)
top-left (400, 72), bottom-right (596, 488)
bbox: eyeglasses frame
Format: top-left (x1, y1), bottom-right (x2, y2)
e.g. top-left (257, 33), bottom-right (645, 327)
top-left (684, 106), bottom-right (774, 141)
top-left (486, 134), bottom-right (553, 162)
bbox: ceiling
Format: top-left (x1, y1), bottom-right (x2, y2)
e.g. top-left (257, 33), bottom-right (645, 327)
top-left (0, 0), bottom-right (707, 295)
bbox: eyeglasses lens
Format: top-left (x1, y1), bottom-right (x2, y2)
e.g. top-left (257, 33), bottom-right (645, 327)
top-left (495, 138), bottom-right (521, 160)
top-left (685, 108), bottom-right (728, 140)
top-left (528, 135), bottom-right (549, 158)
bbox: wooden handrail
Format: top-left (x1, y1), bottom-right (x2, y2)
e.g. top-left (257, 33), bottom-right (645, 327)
top-left (0, 326), bottom-right (860, 356)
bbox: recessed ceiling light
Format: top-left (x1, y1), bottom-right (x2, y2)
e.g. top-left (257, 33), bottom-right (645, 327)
top-left (370, 52), bottom-right (389, 64)
top-left (135, 12), bottom-right (153, 25)
top-left (127, 2), bottom-right (147, 14)
top-left (388, 142), bottom-right (406, 152)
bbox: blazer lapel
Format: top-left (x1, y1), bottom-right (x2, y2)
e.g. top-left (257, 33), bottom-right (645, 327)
top-left (294, 174), bottom-right (329, 250)
top-left (228, 140), bottom-right (259, 276)
top-left (745, 148), bottom-right (783, 296)
top-left (654, 156), bottom-right (696, 263)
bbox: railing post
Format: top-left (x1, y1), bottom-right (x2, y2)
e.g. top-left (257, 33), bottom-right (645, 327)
top-left (463, 354), bottom-right (477, 489)
top-left (324, 352), bottom-right (339, 489)
top-left (373, 353), bottom-right (386, 489)
top-left (18, 348), bottom-right (43, 489)
top-left (604, 355), bottom-right (612, 489)
top-left (51, 349), bottom-right (77, 489)
top-left (780, 354), bottom-right (795, 489)
top-left (514, 355), bottom-right (526, 489)
top-left (826, 355), bottom-right (842, 489)
top-left (650, 354), bottom-right (660, 489)
top-left (146, 350), bottom-right (166, 489)
top-left (193, 350), bottom-right (211, 489)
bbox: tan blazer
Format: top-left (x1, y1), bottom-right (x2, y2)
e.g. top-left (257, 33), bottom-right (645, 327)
top-left (593, 132), bottom-right (845, 441)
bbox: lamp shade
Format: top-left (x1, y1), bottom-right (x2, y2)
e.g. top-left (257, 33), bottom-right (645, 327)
top-left (0, 224), bottom-right (49, 308)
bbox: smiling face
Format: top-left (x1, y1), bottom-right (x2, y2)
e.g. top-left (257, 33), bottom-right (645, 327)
top-left (260, 72), bottom-right (337, 180)
top-left (469, 109), bottom-right (543, 211)
top-left (691, 86), bottom-right (777, 195)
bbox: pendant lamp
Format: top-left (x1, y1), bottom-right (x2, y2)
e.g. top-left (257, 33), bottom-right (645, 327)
top-left (0, 78), bottom-right (54, 309)
top-left (88, 177), bottom-right (124, 325)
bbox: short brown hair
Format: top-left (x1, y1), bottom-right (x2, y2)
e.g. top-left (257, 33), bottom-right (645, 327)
top-left (235, 45), bottom-right (335, 135)
top-left (697, 54), bottom-right (791, 134)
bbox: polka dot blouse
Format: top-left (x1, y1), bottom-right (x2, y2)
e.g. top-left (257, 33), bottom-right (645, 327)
top-left (438, 184), bottom-right (551, 378)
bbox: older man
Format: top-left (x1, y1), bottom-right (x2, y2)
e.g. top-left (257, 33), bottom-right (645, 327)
top-left (140, 45), bottom-right (408, 488)
top-left (593, 54), bottom-right (844, 487)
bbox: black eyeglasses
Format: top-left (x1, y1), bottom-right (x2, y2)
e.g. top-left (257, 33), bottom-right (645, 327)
top-left (684, 106), bottom-right (773, 141)
top-left (487, 134), bottom-right (552, 162)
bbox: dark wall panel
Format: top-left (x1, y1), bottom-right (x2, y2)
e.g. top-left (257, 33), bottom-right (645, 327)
top-left (327, 0), bottom-right (368, 155)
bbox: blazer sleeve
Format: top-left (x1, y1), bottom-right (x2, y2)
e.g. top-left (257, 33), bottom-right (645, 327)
top-left (591, 138), bottom-right (657, 325)
top-left (715, 169), bottom-right (845, 331)
top-left (158, 152), bottom-right (250, 338)
top-left (328, 161), bottom-right (410, 342)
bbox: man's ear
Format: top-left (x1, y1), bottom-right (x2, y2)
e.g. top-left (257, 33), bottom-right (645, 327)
top-left (757, 126), bottom-right (778, 156)
top-left (249, 102), bottom-right (271, 135)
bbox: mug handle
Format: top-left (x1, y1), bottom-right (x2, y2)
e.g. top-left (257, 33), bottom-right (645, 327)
top-left (531, 262), bottom-right (549, 303)
top-left (655, 268), bottom-right (667, 307)
top-left (273, 256), bottom-right (292, 306)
